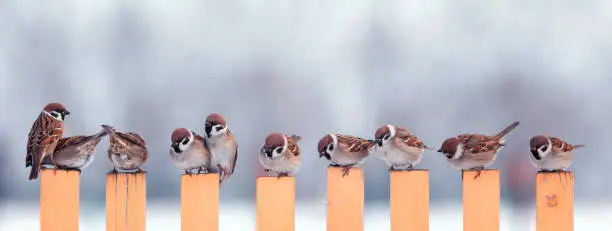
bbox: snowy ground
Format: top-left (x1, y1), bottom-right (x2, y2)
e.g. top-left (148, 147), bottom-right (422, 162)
top-left (2, 200), bottom-right (611, 231)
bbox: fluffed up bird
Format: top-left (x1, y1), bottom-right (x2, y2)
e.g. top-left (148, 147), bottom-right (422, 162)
top-left (438, 121), bottom-right (520, 179)
top-left (259, 132), bottom-right (302, 178)
top-left (371, 125), bottom-right (433, 171)
top-left (204, 113), bottom-right (238, 185)
top-left (318, 133), bottom-right (374, 177)
top-left (103, 125), bottom-right (148, 173)
top-left (41, 127), bottom-right (109, 171)
top-left (26, 102), bottom-right (70, 180)
top-left (529, 135), bottom-right (584, 172)
top-left (169, 128), bottom-right (211, 174)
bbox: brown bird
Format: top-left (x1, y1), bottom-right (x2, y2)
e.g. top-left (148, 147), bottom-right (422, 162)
top-left (371, 125), bottom-right (433, 171)
top-left (438, 121), bottom-right (520, 178)
top-left (25, 102), bottom-right (70, 180)
top-left (170, 128), bottom-right (212, 174)
top-left (103, 125), bottom-right (148, 173)
top-left (259, 133), bottom-right (302, 178)
top-left (203, 113), bottom-right (238, 185)
top-left (529, 135), bottom-right (584, 172)
top-left (41, 128), bottom-right (109, 171)
top-left (317, 133), bottom-right (374, 177)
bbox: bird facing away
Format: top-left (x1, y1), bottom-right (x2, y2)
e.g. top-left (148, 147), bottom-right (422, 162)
top-left (318, 133), bottom-right (374, 177)
top-left (203, 113), bottom-right (238, 185)
top-left (438, 121), bottom-right (520, 178)
top-left (103, 125), bottom-right (149, 173)
top-left (371, 125), bottom-right (433, 171)
top-left (169, 128), bottom-right (212, 174)
top-left (259, 132), bottom-right (302, 178)
top-left (529, 135), bottom-right (584, 172)
top-left (26, 102), bottom-right (70, 180)
top-left (41, 127), bottom-right (109, 171)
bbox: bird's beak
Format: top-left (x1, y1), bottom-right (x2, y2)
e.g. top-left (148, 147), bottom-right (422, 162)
top-left (375, 139), bottom-right (382, 146)
top-left (437, 149), bottom-right (442, 153)
top-left (63, 110), bottom-right (71, 116)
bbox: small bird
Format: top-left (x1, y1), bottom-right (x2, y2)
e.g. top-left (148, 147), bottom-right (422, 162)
top-left (318, 133), bottom-right (374, 177)
top-left (438, 121), bottom-right (520, 178)
top-left (529, 135), bottom-right (584, 172)
top-left (103, 125), bottom-right (149, 173)
top-left (169, 128), bottom-right (211, 174)
top-left (259, 133), bottom-right (302, 178)
top-left (203, 113), bottom-right (238, 185)
top-left (41, 128), bottom-right (109, 171)
top-left (371, 125), bottom-right (433, 171)
top-left (25, 102), bottom-right (70, 180)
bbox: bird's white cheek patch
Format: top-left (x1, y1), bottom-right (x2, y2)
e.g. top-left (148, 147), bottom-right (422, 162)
top-left (453, 145), bottom-right (464, 160)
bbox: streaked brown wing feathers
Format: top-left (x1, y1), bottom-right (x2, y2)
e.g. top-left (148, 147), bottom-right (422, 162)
top-left (336, 134), bottom-right (373, 152)
top-left (286, 135), bottom-right (301, 156)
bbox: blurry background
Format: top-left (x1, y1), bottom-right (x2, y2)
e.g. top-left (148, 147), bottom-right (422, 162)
top-left (1, 1), bottom-right (611, 230)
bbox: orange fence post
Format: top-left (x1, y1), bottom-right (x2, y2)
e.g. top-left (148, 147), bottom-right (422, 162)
top-left (106, 172), bottom-right (146, 231)
top-left (40, 169), bottom-right (80, 231)
top-left (536, 172), bottom-right (574, 231)
top-left (181, 173), bottom-right (219, 231)
top-left (256, 176), bottom-right (295, 231)
top-left (463, 169), bottom-right (500, 231)
top-left (390, 170), bottom-right (429, 231)
top-left (327, 166), bottom-right (364, 231)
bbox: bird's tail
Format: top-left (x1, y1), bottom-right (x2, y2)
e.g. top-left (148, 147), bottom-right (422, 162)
top-left (495, 121), bottom-right (520, 139)
top-left (95, 126), bottom-right (113, 139)
top-left (28, 153), bottom-right (42, 180)
top-left (573, 144), bottom-right (586, 149)
top-left (101, 125), bottom-right (117, 136)
top-left (289, 135), bottom-right (302, 143)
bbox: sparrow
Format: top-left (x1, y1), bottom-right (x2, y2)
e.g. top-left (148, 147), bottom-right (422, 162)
top-left (103, 125), bottom-right (149, 173)
top-left (371, 125), bottom-right (433, 171)
top-left (529, 135), bottom-right (584, 172)
top-left (318, 133), bottom-right (374, 177)
top-left (438, 121), bottom-right (520, 179)
top-left (259, 132), bottom-right (302, 178)
top-left (170, 128), bottom-right (212, 174)
top-left (41, 127), bottom-right (109, 171)
top-left (203, 113), bottom-right (238, 185)
top-left (25, 102), bottom-right (70, 180)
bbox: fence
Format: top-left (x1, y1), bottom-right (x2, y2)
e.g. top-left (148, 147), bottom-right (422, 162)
top-left (38, 167), bottom-right (574, 231)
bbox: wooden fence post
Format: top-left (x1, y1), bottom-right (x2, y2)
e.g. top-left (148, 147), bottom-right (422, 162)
top-left (327, 166), bottom-right (364, 231)
top-left (181, 173), bottom-right (219, 231)
top-left (536, 172), bottom-right (574, 231)
top-left (40, 169), bottom-right (80, 231)
top-left (256, 176), bottom-right (295, 231)
top-left (463, 169), bottom-right (500, 231)
top-left (390, 170), bottom-right (429, 231)
top-left (106, 172), bottom-right (146, 231)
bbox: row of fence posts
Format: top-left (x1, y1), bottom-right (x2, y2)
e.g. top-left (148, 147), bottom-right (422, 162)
top-left (38, 167), bottom-right (574, 231)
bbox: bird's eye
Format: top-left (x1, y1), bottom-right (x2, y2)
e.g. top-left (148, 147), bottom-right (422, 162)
top-left (51, 111), bottom-right (60, 117)
top-left (215, 126), bottom-right (223, 132)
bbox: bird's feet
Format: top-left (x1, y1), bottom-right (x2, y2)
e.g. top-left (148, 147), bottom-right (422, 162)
top-left (342, 166), bottom-right (351, 177)
top-left (471, 166), bottom-right (485, 180)
top-left (277, 172), bottom-right (289, 179)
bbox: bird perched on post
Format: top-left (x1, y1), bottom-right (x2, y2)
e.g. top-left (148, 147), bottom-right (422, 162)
top-left (203, 113), bottom-right (238, 185)
top-left (529, 135), bottom-right (584, 172)
top-left (438, 121), bottom-right (520, 179)
top-left (41, 127), bottom-right (109, 171)
top-left (259, 132), bottom-right (302, 178)
top-left (25, 102), bottom-right (70, 180)
top-left (317, 133), bottom-right (374, 177)
top-left (103, 125), bottom-right (148, 173)
top-left (371, 125), bottom-right (433, 171)
top-left (169, 128), bottom-right (211, 174)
